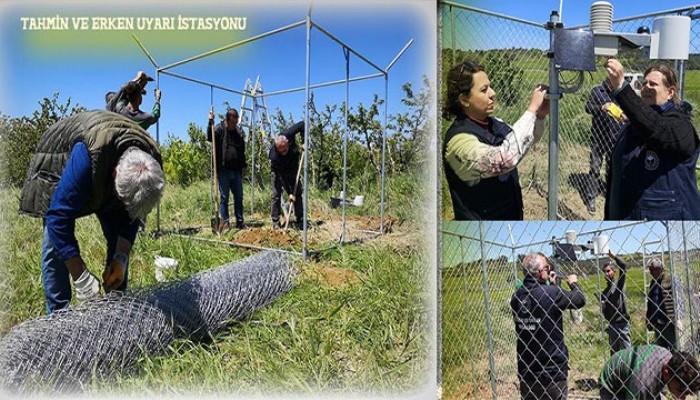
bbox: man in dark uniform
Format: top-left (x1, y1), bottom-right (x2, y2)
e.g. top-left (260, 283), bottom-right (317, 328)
top-left (511, 251), bottom-right (586, 399)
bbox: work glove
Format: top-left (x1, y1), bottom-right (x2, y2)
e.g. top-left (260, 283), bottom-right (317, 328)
top-left (103, 252), bottom-right (128, 293)
top-left (74, 269), bottom-right (101, 302)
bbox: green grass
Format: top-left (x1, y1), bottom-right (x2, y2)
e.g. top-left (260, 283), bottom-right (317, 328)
top-left (0, 173), bottom-right (430, 395)
top-left (441, 265), bottom-right (662, 400)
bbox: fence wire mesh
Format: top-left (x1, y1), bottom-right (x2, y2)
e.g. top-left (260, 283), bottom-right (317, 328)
top-left (0, 251), bottom-right (297, 394)
top-left (441, 221), bottom-right (700, 399)
top-left (441, 3), bottom-right (700, 220)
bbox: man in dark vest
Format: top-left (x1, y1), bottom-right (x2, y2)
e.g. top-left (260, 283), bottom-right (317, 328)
top-left (207, 108), bottom-right (247, 230)
top-left (19, 110), bottom-right (165, 314)
top-left (511, 251), bottom-right (586, 400)
top-left (646, 258), bottom-right (683, 350)
top-left (269, 121), bottom-right (305, 229)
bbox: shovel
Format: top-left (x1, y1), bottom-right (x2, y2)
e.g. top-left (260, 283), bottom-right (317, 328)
top-left (284, 149), bottom-right (305, 230)
top-left (210, 106), bottom-right (222, 235)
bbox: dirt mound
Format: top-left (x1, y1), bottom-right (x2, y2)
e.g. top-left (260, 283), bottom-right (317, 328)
top-left (312, 266), bottom-right (360, 288)
top-left (232, 228), bottom-right (304, 247)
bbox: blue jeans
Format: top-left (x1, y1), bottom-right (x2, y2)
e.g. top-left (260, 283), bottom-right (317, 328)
top-left (217, 169), bottom-right (244, 225)
top-left (607, 322), bottom-right (631, 355)
top-left (41, 217), bottom-right (129, 314)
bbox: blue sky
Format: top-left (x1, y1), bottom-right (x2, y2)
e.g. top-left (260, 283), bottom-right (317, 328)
top-left (0, 0), bottom-right (435, 142)
top-left (441, 221), bottom-right (700, 266)
top-left (460, 0), bottom-right (700, 27)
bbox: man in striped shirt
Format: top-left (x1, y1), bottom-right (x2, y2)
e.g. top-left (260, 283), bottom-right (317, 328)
top-left (599, 344), bottom-right (700, 399)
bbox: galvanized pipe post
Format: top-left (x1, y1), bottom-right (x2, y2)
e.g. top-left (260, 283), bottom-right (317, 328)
top-left (479, 222), bottom-right (498, 399)
top-left (303, 11), bottom-right (312, 262)
top-left (341, 47), bottom-right (350, 243)
top-left (546, 11), bottom-right (562, 220)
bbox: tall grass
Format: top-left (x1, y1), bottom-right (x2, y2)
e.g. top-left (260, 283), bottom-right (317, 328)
top-left (0, 171), bottom-right (431, 395)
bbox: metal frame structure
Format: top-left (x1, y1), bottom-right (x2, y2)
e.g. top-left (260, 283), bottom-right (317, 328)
top-left (133, 8), bottom-right (413, 260)
top-left (442, 220), bottom-right (700, 399)
top-left (440, 1), bottom-right (700, 220)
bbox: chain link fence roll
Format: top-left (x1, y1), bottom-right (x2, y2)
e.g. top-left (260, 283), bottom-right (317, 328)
top-left (0, 250), bottom-right (298, 394)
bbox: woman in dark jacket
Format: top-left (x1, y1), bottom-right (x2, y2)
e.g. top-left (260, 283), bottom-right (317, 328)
top-left (604, 59), bottom-right (700, 220)
top-left (442, 60), bottom-right (550, 220)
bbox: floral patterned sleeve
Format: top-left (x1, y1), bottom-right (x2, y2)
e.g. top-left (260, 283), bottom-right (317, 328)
top-left (445, 111), bottom-right (544, 186)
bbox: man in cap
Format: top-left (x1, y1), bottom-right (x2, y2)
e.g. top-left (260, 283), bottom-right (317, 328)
top-left (646, 257), bottom-right (683, 350)
top-left (600, 345), bottom-right (700, 399)
top-left (511, 251), bottom-right (586, 400)
top-left (19, 110), bottom-right (165, 314)
top-left (107, 71), bottom-right (160, 129)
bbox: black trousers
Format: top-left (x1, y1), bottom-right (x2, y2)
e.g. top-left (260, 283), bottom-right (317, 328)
top-left (270, 170), bottom-right (303, 224)
top-left (519, 379), bottom-right (568, 400)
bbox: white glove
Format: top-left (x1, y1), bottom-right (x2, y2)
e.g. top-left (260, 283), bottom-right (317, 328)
top-left (74, 269), bottom-right (101, 302)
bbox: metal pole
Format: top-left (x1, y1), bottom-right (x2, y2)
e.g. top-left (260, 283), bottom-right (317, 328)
top-left (302, 11), bottom-right (311, 262)
top-left (209, 86), bottom-right (215, 230)
top-left (458, 236), bottom-right (477, 400)
top-left (679, 59), bottom-right (686, 100)
top-left (450, 5), bottom-right (456, 66)
top-left (596, 252), bottom-right (605, 343)
top-left (250, 88), bottom-right (257, 220)
top-left (479, 221), bottom-right (498, 400)
top-left (643, 242), bottom-right (650, 345)
top-left (664, 221), bottom-right (680, 351)
top-left (341, 47), bottom-right (350, 243)
top-left (155, 70), bottom-right (161, 233)
top-left (682, 221), bottom-right (696, 352)
top-left (546, 11), bottom-right (562, 220)
top-left (380, 74), bottom-right (388, 233)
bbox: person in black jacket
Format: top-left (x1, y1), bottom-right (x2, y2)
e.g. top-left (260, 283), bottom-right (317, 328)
top-left (600, 249), bottom-right (631, 355)
top-left (208, 108), bottom-right (247, 230)
top-left (511, 251), bottom-right (586, 400)
top-left (583, 84), bottom-right (624, 214)
top-left (604, 59), bottom-right (700, 220)
top-left (269, 121), bottom-right (305, 229)
top-left (442, 60), bottom-right (550, 220)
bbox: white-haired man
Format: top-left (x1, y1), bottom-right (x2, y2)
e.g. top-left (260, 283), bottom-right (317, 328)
top-left (268, 121), bottom-right (305, 229)
top-left (20, 110), bottom-right (165, 314)
top-left (511, 251), bottom-right (586, 400)
top-left (646, 257), bottom-right (684, 350)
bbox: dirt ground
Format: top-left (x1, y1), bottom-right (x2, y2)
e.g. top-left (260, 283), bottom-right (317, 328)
top-left (214, 214), bottom-right (401, 251)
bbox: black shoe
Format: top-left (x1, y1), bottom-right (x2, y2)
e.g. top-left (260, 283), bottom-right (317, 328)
top-left (236, 221), bottom-right (245, 230)
top-left (586, 200), bottom-right (596, 214)
top-left (272, 221), bottom-right (281, 230)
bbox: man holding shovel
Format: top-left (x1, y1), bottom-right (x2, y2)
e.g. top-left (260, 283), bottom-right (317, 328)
top-left (269, 121), bottom-right (305, 230)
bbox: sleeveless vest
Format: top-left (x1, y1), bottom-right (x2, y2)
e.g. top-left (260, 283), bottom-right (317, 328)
top-left (19, 110), bottom-right (161, 218)
top-left (443, 115), bottom-right (523, 220)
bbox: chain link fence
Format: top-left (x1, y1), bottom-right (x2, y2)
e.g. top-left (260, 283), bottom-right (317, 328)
top-left (440, 2), bottom-right (700, 220)
top-left (441, 221), bottom-right (700, 399)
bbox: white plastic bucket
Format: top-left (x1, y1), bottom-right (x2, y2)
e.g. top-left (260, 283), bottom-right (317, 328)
top-left (353, 195), bottom-right (364, 206)
top-left (592, 235), bottom-right (610, 255)
top-left (565, 230), bottom-right (577, 244)
top-left (154, 256), bottom-right (178, 282)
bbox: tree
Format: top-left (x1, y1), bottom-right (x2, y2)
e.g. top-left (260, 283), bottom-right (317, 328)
top-left (0, 93), bottom-right (86, 188)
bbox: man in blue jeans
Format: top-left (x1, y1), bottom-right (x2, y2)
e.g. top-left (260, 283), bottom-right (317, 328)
top-left (19, 111), bottom-right (165, 314)
top-left (208, 108), bottom-right (247, 230)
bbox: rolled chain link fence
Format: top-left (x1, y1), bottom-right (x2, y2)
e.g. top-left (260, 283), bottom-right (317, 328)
top-left (441, 221), bottom-right (700, 399)
top-left (441, 2), bottom-right (700, 220)
top-left (0, 251), bottom-right (298, 394)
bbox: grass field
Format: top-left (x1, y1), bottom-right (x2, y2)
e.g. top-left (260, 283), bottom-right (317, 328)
top-left (441, 262), bottom-right (682, 400)
top-left (0, 173), bottom-right (432, 396)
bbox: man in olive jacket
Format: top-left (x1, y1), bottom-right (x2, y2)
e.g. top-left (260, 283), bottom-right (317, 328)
top-left (20, 110), bottom-right (165, 314)
top-left (646, 258), bottom-right (684, 350)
